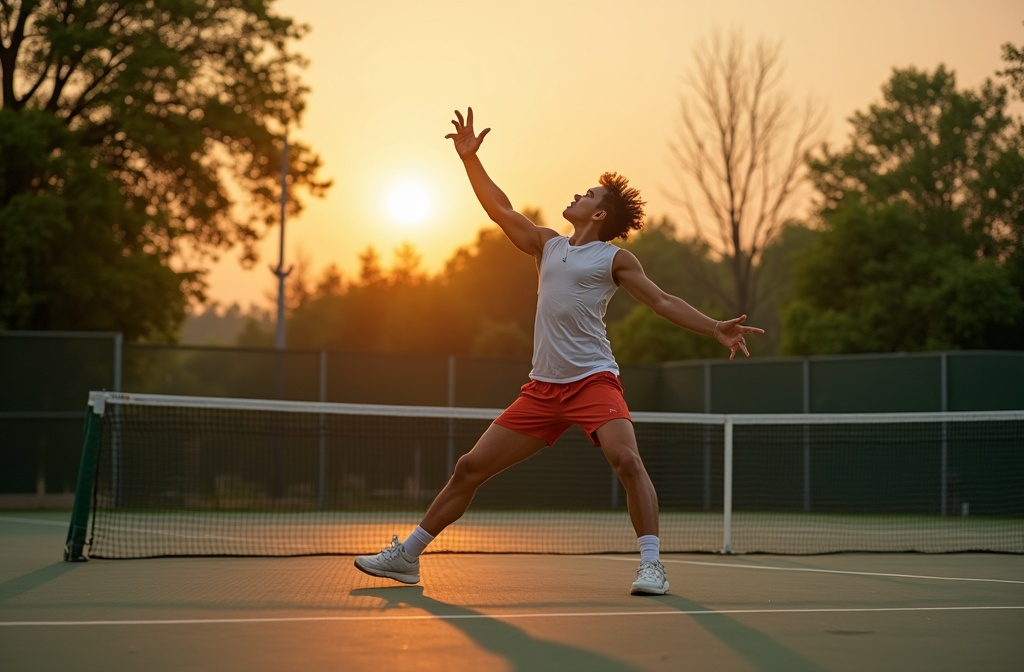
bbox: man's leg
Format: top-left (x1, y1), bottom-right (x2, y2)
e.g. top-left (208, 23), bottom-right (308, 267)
top-left (595, 418), bottom-right (658, 537)
top-left (595, 418), bottom-right (668, 595)
top-left (354, 423), bottom-right (546, 583)
top-left (419, 423), bottom-right (547, 534)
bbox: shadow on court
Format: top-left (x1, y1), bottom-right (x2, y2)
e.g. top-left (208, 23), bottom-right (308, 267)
top-left (350, 586), bottom-right (640, 672)
top-left (3, 515), bottom-right (1023, 672)
top-left (0, 562), bottom-right (81, 605)
top-left (653, 594), bottom-right (824, 672)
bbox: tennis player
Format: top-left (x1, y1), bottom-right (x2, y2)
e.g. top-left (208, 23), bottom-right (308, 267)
top-left (355, 108), bottom-right (764, 595)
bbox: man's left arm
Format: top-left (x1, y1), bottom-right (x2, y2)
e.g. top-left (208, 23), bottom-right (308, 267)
top-left (612, 249), bottom-right (764, 359)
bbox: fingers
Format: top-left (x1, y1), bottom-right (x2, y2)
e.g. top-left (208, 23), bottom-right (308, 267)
top-left (447, 108), bottom-right (489, 147)
top-left (718, 314), bottom-right (755, 360)
top-left (455, 108), bottom-right (473, 132)
top-left (722, 314), bottom-right (765, 336)
top-left (728, 339), bottom-right (750, 360)
top-left (449, 112), bottom-right (466, 139)
top-left (450, 109), bottom-right (480, 134)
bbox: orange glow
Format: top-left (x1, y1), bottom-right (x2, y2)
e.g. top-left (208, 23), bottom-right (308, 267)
top-left (386, 180), bottom-right (432, 228)
top-left (203, 0), bottom-right (1021, 308)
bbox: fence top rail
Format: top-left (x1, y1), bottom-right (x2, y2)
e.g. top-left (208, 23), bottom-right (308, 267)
top-left (1, 330), bottom-right (121, 339)
top-left (86, 391), bottom-right (1024, 425)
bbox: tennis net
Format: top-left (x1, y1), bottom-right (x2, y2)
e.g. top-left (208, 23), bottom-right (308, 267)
top-left (65, 391), bottom-right (1024, 559)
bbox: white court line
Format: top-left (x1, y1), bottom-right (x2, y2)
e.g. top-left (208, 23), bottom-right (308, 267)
top-left (597, 556), bottom-right (1024, 585)
top-left (1, 605), bottom-right (1022, 627)
top-left (0, 516), bottom-right (67, 528)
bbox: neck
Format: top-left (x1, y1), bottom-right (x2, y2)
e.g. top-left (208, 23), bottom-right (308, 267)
top-left (568, 224), bottom-right (602, 246)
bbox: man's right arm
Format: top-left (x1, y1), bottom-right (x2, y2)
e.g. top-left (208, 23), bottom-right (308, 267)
top-left (447, 108), bottom-right (555, 258)
top-left (459, 154), bottom-right (554, 257)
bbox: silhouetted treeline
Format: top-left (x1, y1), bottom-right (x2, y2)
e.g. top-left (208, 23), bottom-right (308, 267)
top-left (219, 212), bottom-right (801, 363)
top-left (228, 55), bottom-right (1024, 362)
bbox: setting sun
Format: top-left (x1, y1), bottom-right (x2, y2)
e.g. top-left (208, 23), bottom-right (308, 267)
top-left (386, 180), bottom-right (432, 227)
top-left (195, 1), bottom-right (1020, 309)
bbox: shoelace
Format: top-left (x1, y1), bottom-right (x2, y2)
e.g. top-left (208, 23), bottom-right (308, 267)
top-left (636, 561), bottom-right (664, 581)
top-left (379, 535), bottom-right (403, 559)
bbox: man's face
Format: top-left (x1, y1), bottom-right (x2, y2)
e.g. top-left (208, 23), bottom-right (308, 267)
top-left (563, 186), bottom-right (607, 224)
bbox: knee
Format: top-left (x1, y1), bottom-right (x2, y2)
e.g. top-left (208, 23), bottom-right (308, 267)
top-left (452, 453), bottom-right (486, 487)
top-left (608, 448), bottom-right (645, 482)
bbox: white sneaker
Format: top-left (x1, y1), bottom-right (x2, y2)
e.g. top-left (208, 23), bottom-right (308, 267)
top-left (631, 560), bottom-right (669, 595)
top-left (354, 535), bottom-right (421, 584)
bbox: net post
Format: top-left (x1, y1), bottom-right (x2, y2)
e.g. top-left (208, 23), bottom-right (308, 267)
top-left (722, 417), bottom-right (734, 554)
top-left (64, 395), bottom-right (105, 561)
top-left (113, 332), bottom-right (123, 392)
top-left (318, 350), bottom-right (327, 509)
top-left (702, 363), bottom-right (712, 510)
top-left (445, 355), bottom-right (456, 476)
top-left (802, 360), bottom-right (811, 513)
top-left (940, 353), bottom-right (948, 516)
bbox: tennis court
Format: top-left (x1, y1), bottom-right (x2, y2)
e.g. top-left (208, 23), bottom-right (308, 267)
top-left (3, 512), bottom-right (1022, 672)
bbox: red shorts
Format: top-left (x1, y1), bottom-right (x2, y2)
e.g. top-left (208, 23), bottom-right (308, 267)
top-left (493, 371), bottom-right (632, 446)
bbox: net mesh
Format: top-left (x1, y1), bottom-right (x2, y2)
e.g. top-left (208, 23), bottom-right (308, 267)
top-left (76, 393), bottom-right (1024, 558)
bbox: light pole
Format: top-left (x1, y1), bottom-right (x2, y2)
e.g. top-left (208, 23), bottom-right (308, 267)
top-left (271, 131), bottom-right (293, 487)
top-left (273, 130), bottom-right (293, 351)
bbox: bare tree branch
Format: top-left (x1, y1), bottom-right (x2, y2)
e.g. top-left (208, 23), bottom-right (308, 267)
top-left (667, 28), bottom-right (826, 315)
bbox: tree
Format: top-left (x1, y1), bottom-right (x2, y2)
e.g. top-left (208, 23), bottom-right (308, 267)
top-left (999, 30), bottom-right (1024, 99)
top-left (284, 218), bottom-right (541, 359)
top-left (668, 28), bottom-right (824, 318)
top-left (608, 217), bottom-right (718, 322)
top-left (744, 220), bottom-right (818, 355)
top-left (783, 201), bottom-right (1021, 353)
top-left (608, 216), bottom-right (731, 362)
top-left (284, 242), bottom-right (449, 356)
top-left (996, 34), bottom-right (1024, 314)
top-left (0, 1), bottom-right (328, 340)
top-left (180, 301), bottom-right (271, 345)
top-left (470, 318), bottom-right (531, 358)
top-left (440, 219), bottom-right (540, 351)
top-left (610, 304), bottom-right (723, 363)
top-left (389, 242), bottom-right (426, 287)
top-left (355, 247), bottom-right (386, 287)
top-left (784, 66), bottom-right (1024, 354)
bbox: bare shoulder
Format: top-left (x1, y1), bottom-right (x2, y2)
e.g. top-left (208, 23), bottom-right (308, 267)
top-left (611, 248), bottom-right (648, 289)
top-left (531, 226), bottom-right (560, 257)
top-left (612, 247), bottom-right (643, 273)
top-left (537, 227), bottom-right (560, 244)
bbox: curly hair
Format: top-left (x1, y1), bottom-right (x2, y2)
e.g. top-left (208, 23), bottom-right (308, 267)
top-left (597, 172), bottom-right (646, 241)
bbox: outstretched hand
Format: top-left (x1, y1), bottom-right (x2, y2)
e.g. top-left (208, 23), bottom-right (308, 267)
top-left (445, 107), bottom-right (490, 159)
top-left (714, 315), bottom-right (765, 360)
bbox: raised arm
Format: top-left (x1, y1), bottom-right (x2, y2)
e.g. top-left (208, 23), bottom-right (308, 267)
top-left (446, 108), bottom-right (555, 257)
top-left (612, 249), bottom-right (765, 359)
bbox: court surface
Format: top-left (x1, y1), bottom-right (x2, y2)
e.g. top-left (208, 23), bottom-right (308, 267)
top-left (3, 512), bottom-right (1022, 672)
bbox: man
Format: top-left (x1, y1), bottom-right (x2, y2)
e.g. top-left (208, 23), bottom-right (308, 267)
top-left (355, 108), bottom-right (763, 595)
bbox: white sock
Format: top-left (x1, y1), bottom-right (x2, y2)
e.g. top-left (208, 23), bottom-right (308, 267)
top-left (638, 535), bottom-right (660, 564)
top-left (402, 526), bottom-right (434, 558)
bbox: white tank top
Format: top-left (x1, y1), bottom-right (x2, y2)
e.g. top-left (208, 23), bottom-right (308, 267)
top-left (530, 235), bottom-right (621, 383)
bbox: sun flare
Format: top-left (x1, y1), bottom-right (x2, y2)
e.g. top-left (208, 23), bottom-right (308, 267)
top-left (386, 180), bottom-right (432, 227)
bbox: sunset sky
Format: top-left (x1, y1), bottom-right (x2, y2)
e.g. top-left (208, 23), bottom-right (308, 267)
top-left (203, 0), bottom-right (1023, 309)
